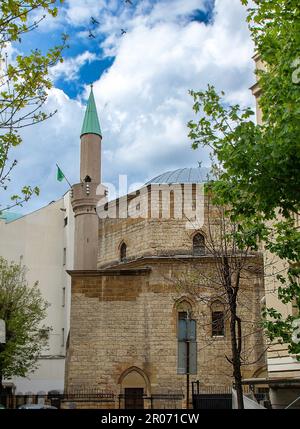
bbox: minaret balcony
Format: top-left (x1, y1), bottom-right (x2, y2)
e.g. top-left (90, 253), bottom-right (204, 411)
top-left (71, 182), bottom-right (103, 215)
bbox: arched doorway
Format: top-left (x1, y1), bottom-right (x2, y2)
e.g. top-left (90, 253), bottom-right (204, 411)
top-left (118, 367), bottom-right (150, 409)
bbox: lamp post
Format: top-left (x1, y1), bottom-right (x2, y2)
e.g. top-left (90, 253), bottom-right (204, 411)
top-left (179, 312), bottom-right (196, 410)
top-left (186, 341), bottom-right (190, 409)
top-left (186, 313), bottom-right (190, 409)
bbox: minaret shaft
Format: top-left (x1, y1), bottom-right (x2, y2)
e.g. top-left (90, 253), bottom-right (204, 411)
top-left (71, 86), bottom-right (104, 270)
top-left (80, 134), bottom-right (101, 183)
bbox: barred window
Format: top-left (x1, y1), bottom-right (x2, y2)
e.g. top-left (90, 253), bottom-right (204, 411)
top-left (193, 233), bottom-right (205, 255)
top-left (211, 300), bottom-right (225, 337)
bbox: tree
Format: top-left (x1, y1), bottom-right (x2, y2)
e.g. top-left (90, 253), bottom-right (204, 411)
top-left (0, 0), bottom-right (67, 212)
top-left (174, 191), bottom-right (266, 409)
top-left (0, 257), bottom-right (50, 391)
top-left (187, 0), bottom-right (300, 359)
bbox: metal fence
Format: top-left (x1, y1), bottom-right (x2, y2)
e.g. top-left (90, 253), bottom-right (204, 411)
top-left (0, 389), bottom-right (116, 409)
top-left (0, 390), bottom-right (184, 409)
top-left (118, 393), bottom-right (184, 409)
top-left (192, 382), bottom-right (271, 409)
top-left (192, 384), bottom-right (232, 409)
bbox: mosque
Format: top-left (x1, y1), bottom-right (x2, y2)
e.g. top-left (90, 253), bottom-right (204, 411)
top-left (63, 86), bottom-right (266, 408)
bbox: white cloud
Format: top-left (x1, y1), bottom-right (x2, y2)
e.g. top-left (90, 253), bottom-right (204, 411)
top-left (50, 51), bottom-right (97, 81)
top-left (146, 0), bottom-right (206, 24)
top-left (0, 42), bottom-right (19, 88)
top-left (90, 0), bottom-right (255, 186)
top-left (64, 0), bottom-right (108, 26)
top-left (4, 0), bottom-right (257, 214)
top-left (2, 89), bottom-right (83, 213)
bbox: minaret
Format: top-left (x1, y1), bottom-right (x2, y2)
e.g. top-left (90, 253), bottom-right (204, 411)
top-left (71, 86), bottom-right (103, 270)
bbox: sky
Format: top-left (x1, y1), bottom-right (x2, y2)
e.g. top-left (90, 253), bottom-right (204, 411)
top-left (3, 0), bottom-right (255, 215)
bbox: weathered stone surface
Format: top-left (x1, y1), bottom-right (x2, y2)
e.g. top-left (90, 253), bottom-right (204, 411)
top-left (65, 259), bottom-right (265, 401)
top-left (65, 188), bottom-right (266, 407)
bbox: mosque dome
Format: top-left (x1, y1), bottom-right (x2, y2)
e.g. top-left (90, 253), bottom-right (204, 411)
top-left (146, 167), bottom-right (212, 185)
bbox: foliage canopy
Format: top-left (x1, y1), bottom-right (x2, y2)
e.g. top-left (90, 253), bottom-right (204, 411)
top-left (0, 256), bottom-right (50, 384)
top-left (188, 0), bottom-right (300, 356)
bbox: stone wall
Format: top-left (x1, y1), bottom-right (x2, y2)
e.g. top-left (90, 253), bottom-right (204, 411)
top-left (98, 217), bottom-right (199, 268)
top-left (65, 257), bottom-right (266, 403)
top-left (98, 184), bottom-right (209, 268)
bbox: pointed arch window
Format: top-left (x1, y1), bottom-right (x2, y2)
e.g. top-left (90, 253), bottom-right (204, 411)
top-left (193, 233), bottom-right (205, 255)
top-left (211, 301), bottom-right (225, 337)
top-left (120, 242), bottom-right (127, 261)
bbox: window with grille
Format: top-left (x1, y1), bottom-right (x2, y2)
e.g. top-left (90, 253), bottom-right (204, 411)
top-left (193, 233), bottom-right (205, 255)
top-left (212, 311), bottom-right (225, 337)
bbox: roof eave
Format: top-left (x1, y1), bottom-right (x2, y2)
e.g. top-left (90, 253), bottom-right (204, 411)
top-left (80, 131), bottom-right (102, 139)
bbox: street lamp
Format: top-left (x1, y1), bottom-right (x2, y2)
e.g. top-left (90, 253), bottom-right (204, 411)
top-left (178, 311), bottom-right (197, 409)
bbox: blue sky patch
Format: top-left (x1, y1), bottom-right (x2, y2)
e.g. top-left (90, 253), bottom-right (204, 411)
top-left (2, 0), bottom-right (254, 215)
top-left (189, 0), bottom-right (215, 24)
top-left (55, 57), bottom-right (115, 99)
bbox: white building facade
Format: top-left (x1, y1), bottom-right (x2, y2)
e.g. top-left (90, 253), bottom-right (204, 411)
top-left (0, 191), bottom-right (74, 393)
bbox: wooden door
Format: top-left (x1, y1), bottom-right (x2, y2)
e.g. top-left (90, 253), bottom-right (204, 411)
top-left (124, 388), bottom-right (144, 409)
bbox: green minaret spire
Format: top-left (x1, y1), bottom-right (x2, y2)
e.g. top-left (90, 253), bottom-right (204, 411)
top-left (80, 85), bottom-right (102, 138)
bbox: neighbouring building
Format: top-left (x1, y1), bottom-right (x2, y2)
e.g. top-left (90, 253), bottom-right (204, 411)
top-left (243, 53), bottom-right (300, 409)
top-left (0, 192), bottom-right (74, 393)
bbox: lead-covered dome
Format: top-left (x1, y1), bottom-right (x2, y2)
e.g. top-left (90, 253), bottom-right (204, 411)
top-left (146, 167), bottom-right (211, 185)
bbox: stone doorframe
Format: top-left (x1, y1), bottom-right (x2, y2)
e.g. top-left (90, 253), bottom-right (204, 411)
top-left (118, 366), bottom-right (151, 397)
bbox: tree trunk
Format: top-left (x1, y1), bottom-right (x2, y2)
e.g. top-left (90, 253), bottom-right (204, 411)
top-left (223, 256), bottom-right (244, 409)
top-left (230, 312), bottom-right (244, 409)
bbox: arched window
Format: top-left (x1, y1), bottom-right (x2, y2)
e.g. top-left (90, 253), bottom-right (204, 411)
top-left (211, 301), bottom-right (225, 337)
top-left (120, 242), bottom-right (127, 261)
top-left (193, 233), bottom-right (205, 255)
